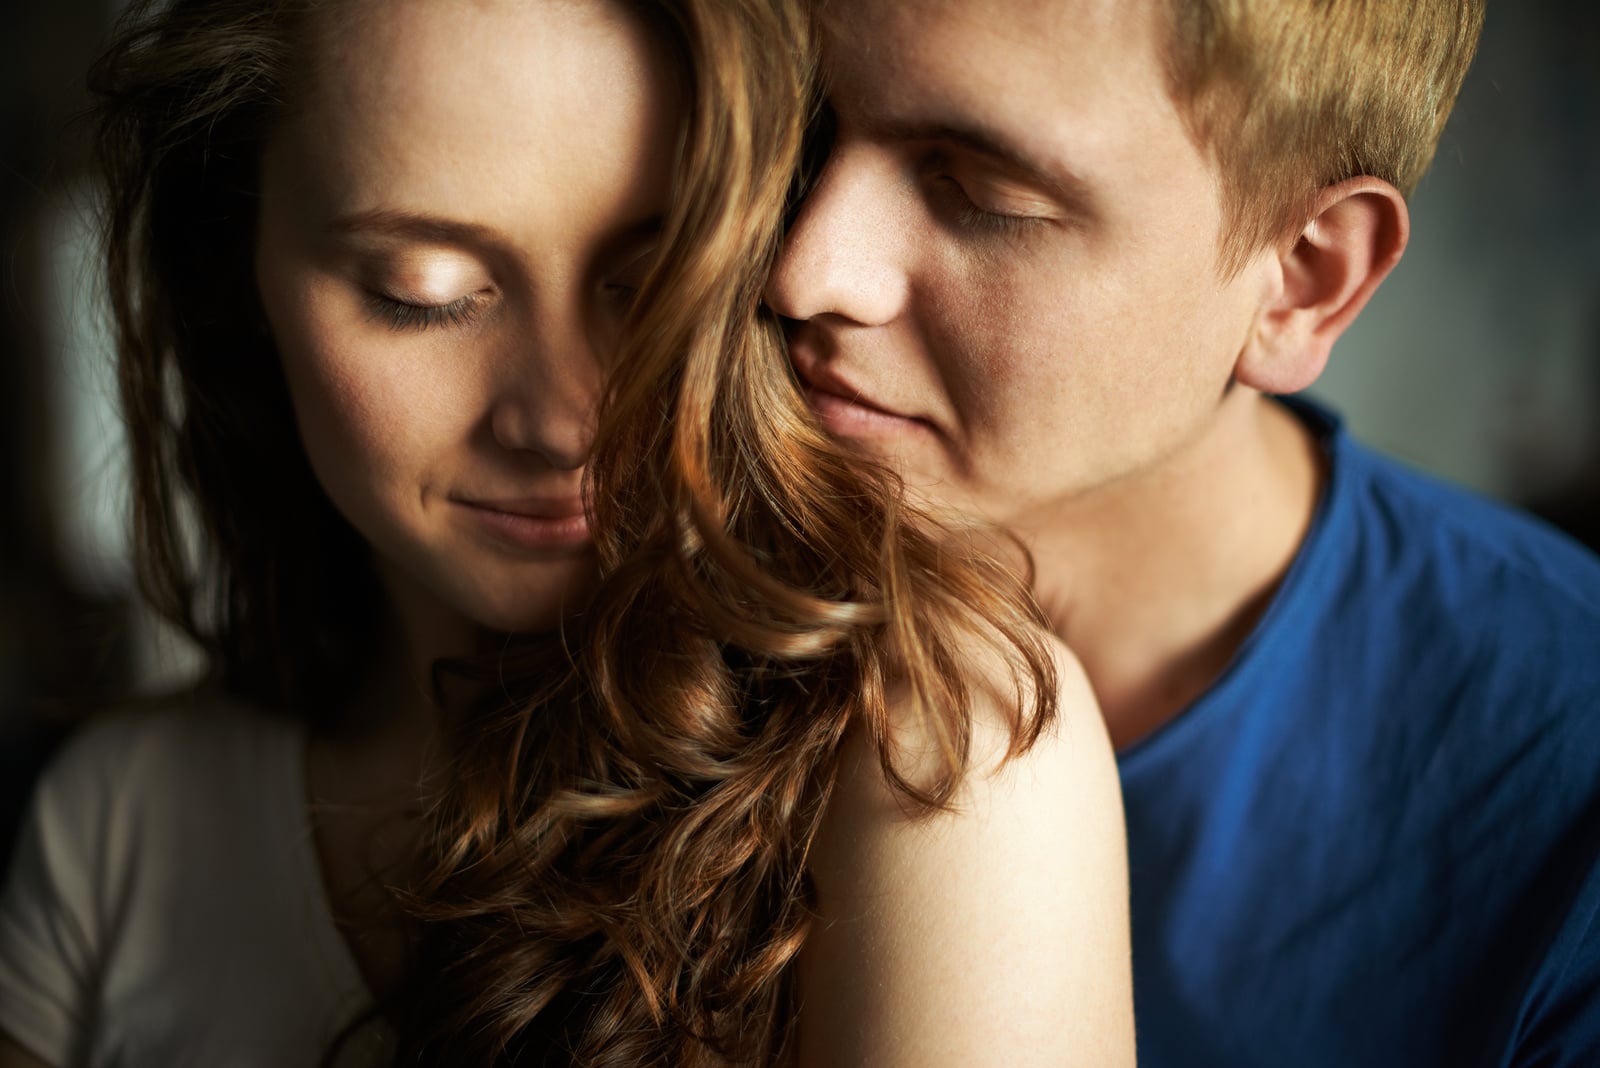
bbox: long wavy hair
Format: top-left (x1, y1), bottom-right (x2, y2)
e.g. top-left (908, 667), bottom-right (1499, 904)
top-left (90, 0), bottom-right (1060, 1064)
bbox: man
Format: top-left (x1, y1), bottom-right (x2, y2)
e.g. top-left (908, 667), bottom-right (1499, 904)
top-left (765, 0), bottom-right (1600, 1063)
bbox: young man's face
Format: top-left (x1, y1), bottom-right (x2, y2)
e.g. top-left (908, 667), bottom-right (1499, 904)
top-left (767, 0), bottom-right (1274, 530)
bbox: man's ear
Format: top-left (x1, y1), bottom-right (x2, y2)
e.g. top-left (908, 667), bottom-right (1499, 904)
top-left (1236, 177), bottom-right (1409, 395)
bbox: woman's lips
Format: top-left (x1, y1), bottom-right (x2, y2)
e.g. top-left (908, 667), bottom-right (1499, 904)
top-left (454, 497), bottom-right (591, 553)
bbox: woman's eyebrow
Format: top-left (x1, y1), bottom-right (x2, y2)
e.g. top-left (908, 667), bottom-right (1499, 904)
top-left (328, 208), bottom-right (504, 250)
top-left (329, 209), bottom-right (667, 256)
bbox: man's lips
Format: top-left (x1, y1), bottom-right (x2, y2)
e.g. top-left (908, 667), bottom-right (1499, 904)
top-left (794, 363), bottom-right (929, 437)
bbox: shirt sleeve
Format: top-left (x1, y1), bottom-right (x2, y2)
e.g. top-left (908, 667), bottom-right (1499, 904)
top-left (1506, 843), bottom-right (1600, 1067)
top-left (0, 736), bottom-right (115, 1068)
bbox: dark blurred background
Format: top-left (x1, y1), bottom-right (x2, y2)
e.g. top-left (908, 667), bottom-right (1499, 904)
top-left (2, 2), bottom-right (1598, 862)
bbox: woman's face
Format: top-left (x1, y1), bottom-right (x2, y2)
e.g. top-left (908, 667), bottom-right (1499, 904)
top-left (256, 0), bottom-right (678, 644)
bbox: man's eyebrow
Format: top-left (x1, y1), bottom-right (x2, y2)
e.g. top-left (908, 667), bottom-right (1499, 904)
top-left (863, 115), bottom-right (1095, 208)
top-left (328, 208), bottom-right (503, 249)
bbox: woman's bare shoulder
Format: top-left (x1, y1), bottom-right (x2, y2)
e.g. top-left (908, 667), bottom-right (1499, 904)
top-left (799, 632), bottom-right (1134, 1067)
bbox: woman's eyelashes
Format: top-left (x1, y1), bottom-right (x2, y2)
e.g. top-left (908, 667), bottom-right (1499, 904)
top-left (600, 275), bottom-right (642, 306)
top-left (602, 242), bottom-right (660, 306)
top-left (364, 289), bottom-right (489, 332)
top-left (358, 244), bottom-right (659, 335)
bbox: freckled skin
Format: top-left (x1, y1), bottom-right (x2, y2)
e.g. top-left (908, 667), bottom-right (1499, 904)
top-left (255, 0), bottom-right (680, 642)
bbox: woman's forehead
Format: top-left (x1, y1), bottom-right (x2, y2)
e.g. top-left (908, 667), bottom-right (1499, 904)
top-left (269, 0), bottom-right (681, 245)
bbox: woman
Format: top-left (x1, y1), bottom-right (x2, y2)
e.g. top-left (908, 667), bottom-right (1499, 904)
top-left (0, 0), bottom-right (1132, 1064)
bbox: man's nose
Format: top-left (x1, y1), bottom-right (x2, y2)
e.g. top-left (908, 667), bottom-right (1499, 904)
top-left (764, 148), bottom-right (911, 328)
top-left (488, 320), bottom-right (599, 472)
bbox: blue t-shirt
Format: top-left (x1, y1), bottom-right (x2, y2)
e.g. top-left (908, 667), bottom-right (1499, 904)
top-left (1121, 399), bottom-right (1600, 1067)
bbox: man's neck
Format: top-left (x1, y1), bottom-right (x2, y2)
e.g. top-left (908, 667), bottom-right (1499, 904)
top-left (1019, 391), bottom-right (1325, 750)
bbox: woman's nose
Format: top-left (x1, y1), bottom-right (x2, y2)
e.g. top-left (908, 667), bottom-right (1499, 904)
top-left (488, 322), bottom-right (600, 471)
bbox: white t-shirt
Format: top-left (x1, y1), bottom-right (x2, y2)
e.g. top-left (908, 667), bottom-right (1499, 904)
top-left (0, 704), bottom-right (394, 1067)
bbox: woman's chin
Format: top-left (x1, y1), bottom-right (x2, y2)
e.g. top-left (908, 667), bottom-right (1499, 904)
top-left (463, 564), bottom-right (597, 637)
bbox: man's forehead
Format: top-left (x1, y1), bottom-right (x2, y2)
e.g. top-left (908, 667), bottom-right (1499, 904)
top-left (817, 0), bottom-right (1163, 109)
top-left (818, 0), bottom-right (1149, 61)
top-left (816, 0), bottom-right (1172, 177)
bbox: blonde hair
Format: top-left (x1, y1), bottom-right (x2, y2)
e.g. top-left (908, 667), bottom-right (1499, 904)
top-left (1164, 0), bottom-right (1486, 273)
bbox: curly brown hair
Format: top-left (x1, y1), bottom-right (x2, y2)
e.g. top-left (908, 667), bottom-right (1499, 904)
top-left (90, 0), bottom-right (1060, 1064)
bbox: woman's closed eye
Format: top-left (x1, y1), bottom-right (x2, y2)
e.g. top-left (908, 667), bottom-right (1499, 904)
top-left (364, 289), bottom-right (489, 332)
top-left (600, 241), bottom-right (661, 306)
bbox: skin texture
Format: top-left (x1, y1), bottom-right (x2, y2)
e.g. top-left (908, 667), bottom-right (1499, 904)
top-left (801, 638), bottom-right (1135, 1066)
top-left (772, 0), bottom-right (1267, 521)
top-left (256, 0), bottom-right (677, 655)
top-left (252, 0), bottom-right (678, 1003)
top-left (767, 0), bottom-right (1407, 746)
